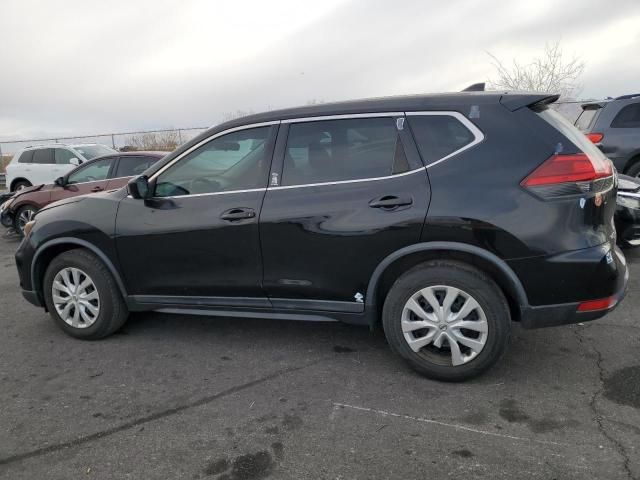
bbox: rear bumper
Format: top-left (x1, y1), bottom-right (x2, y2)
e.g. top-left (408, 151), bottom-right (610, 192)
top-left (519, 245), bottom-right (628, 329)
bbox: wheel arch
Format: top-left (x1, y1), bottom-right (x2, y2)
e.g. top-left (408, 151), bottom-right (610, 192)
top-left (10, 177), bottom-right (31, 191)
top-left (31, 238), bottom-right (128, 306)
top-left (622, 150), bottom-right (640, 173)
top-left (365, 242), bottom-right (529, 327)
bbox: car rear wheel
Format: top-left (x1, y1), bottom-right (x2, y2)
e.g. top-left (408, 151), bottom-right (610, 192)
top-left (43, 249), bottom-right (129, 339)
top-left (382, 260), bottom-right (511, 381)
top-left (13, 205), bottom-right (38, 236)
top-left (625, 159), bottom-right (640, 178)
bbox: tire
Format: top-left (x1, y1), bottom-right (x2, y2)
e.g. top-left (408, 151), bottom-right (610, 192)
top-left (13, 204), bottom-right (38, 236)
top-left (382, 260), bottom-right (511, 381)
top-left (12, 180), bottom-right (32, 191)
top-left (625, 160), bottom-right (640, 178)
top-left (43, 249), bottom-right (129, 339)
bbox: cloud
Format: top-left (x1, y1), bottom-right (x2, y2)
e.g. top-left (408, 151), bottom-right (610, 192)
top-left (0, 0), bottom-right (638, 147)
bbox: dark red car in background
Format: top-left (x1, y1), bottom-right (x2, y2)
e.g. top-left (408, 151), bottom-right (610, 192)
top-left (1, 151), bottom-right (164, 235)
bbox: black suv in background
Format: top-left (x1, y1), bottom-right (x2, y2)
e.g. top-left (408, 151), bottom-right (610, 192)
top-left (575, 94), bottom-right (640, 175)
top-left (15, 92), bottom-right (627, 381)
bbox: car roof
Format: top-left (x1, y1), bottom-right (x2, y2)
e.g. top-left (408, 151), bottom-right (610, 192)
top-left (211, 91), bottom-right (556, 130)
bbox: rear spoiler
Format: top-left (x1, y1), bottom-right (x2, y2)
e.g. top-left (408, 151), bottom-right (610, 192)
top-left (499, 93), bottom-right (560, 112)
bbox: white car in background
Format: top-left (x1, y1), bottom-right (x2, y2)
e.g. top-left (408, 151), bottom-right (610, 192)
top-left (5, 143), bottom-right (117, 191)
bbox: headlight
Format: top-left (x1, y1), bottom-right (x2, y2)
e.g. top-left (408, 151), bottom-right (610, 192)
top-left (23, 220), bottom-right (36, 237)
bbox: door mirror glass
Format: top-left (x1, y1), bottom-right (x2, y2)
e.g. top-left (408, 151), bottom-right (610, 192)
top-left (69, 157), bottom-right (80, 166)
top-left (54, 176), bottom-right (66, 187)
top-left (128, 175), bottom-right (150, 199)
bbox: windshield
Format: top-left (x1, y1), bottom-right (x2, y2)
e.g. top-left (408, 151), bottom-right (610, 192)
top-left (72, 145), bottom-right (116, 160)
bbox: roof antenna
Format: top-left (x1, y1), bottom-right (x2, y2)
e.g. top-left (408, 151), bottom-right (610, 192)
top-left (462, 83), bottom-right (485, 92)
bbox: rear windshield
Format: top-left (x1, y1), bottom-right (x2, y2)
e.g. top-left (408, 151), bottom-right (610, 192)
top-left (538, 108), bottom-right (609, 163)
top-left (575, 107), bottom-right (600, 131)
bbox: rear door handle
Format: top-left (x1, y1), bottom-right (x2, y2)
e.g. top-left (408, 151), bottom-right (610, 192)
top-left (91, 187), bottom-right (104, 192)
top-left (369, 195), bottom-right (413, 209)
top-left (221, 207), bottom-right (256, 221)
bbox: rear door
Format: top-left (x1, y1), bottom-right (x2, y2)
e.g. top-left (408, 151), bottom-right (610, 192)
top-left (259, 114), bottom-right (430, 311)
top-left (30, 148), bottom-right (56, 185)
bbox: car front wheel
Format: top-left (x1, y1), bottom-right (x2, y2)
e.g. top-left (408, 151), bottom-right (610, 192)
top-left (382, 260), bottom-right (511, 381)
top-left (43, 249), bottom-right (129, 339)
top-left (13, 205), bottom-right (38, 236)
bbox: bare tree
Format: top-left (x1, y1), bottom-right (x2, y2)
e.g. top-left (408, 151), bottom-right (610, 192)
top-left (487, 42), bottom-right (585, 99)
top-left (124, 130), bottom-right (180, 151)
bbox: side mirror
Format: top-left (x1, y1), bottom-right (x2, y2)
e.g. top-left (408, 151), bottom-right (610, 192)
top-left (128, 175), bottom-right (150, 199)
top-left (69, 157), bottom-right (80, 166)
top-left (54, 176), bottom-right (66, 187)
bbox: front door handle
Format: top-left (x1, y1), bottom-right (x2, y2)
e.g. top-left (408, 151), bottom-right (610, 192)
top-left (369, 195), bottom-right (413, 209)
top-left (91, 186), bottom-right (104, 192)
top-left (221, 207), bottom-right (256, 221)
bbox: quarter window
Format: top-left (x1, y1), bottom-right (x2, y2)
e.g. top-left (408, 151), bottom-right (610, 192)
top-left (407, 115), bottom-right (476, 165)
top-left (611, 103), bottom-right (640, 128)
top-left (281, 117), bottom-right (400, 186)
top-left (32, 148), bottom-right (55, 164)
top-left (18, 150), bottom-right (34, 163)
top-left (68, 158), bottom-right (113, 184)
top-left (155, 127), bottom-right (271, 197)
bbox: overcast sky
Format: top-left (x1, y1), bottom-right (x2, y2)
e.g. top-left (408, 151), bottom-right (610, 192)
top-left (1, 0), bottom-right (639, 143)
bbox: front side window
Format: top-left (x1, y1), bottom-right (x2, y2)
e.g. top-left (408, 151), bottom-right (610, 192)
top-left (281, 117), bottom-right (399, 186)
top-left (67, 158), bottom-right (113, 184)
top-left (611, 103), bottom-right (640, 128)
top-left (54, 148), bottom-right (76, 164)
top-left (115, 156), bottom-right (158, 177)
top-left (155, 127), bottom-right (271, 197)
top-left (32, 148), bottom-right (54, 164)
top-left (72, 145), bottom-right (116, 160)
top-left (407, 115), bottom-right (476, 165)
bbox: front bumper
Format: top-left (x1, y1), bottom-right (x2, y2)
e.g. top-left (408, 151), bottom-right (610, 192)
top-left (519, 245), bottom-right (628, 329)
top-left (1, 208), bottom-right (14, 228)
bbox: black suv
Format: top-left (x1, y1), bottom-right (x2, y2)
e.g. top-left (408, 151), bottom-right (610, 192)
top-left (575, 94), bottom-right (640, 175)
top-left (15, 92), bottom-right (628, 381)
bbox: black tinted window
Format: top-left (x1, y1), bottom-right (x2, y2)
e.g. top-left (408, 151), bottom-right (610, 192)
top-left (282, 117), bottom-right (399, 186)
top-left (407, 115), bottom-right (475, 164)
top-left (18, 150), bottom-right (34, 163)
top-left (611, 103), bottom-right (640, 128)
top-left (116, 156), bottom-right (157, 177)
top-left (32, 148), bottom-right (54, 164)
top-left (155, 127), bottom-right (271, 197)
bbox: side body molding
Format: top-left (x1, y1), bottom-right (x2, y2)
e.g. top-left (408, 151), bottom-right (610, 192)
top-left (364, 241), bottom-right (529, 325)
top-left (31, 237), bottom-right (128, 300)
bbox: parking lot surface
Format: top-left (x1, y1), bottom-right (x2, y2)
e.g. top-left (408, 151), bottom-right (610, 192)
top-left (0, 233), bottom-right (639, 479)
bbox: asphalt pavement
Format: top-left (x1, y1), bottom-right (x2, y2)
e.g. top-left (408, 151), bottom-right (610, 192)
top-left (0, 232), bottom-right (639, 479)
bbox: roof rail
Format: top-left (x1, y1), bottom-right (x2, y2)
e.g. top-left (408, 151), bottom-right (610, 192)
top-left (614, 93), bottom-right (640, 100)
top-left (462, 82), bottom-right (485, 92)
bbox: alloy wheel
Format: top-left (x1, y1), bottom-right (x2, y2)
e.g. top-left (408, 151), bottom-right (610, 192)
top-left (17, 208), bottom-right (36, 233)
top-left (52, 267), bottom-right (100, 328)
top-left (401, 285), bottom-right (488, 366)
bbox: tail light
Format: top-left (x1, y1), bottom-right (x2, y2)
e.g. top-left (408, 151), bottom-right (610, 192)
top-left (587, 133), bottom-right (604, 143)
top-left (521, 153), bottom-right (613, 199)
top-left (577, 295), bottom-right (617, 312)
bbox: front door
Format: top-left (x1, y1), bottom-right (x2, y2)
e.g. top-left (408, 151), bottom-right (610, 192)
top-left (49, 157), bottom-right (114, 202)
top-left (259, 115), bottom-right (430, 310)
top-left (115, 124), bottom-right (278, 304)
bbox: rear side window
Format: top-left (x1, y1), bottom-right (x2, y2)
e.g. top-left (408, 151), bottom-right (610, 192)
top-left (32, 148), bottom-right (54, 164)
top-left (18, 150), bottom-right (34, 163)
top-left (611, 103), bottom-right (640, 128)
top-left (407, 115), bottom-right (476, 165)
top-left (115, 156), bottom-right (157, 177)
top-left (575, 108), bottom-right (600, 131)
top-left (282, 117), bottom-right (400, 186)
